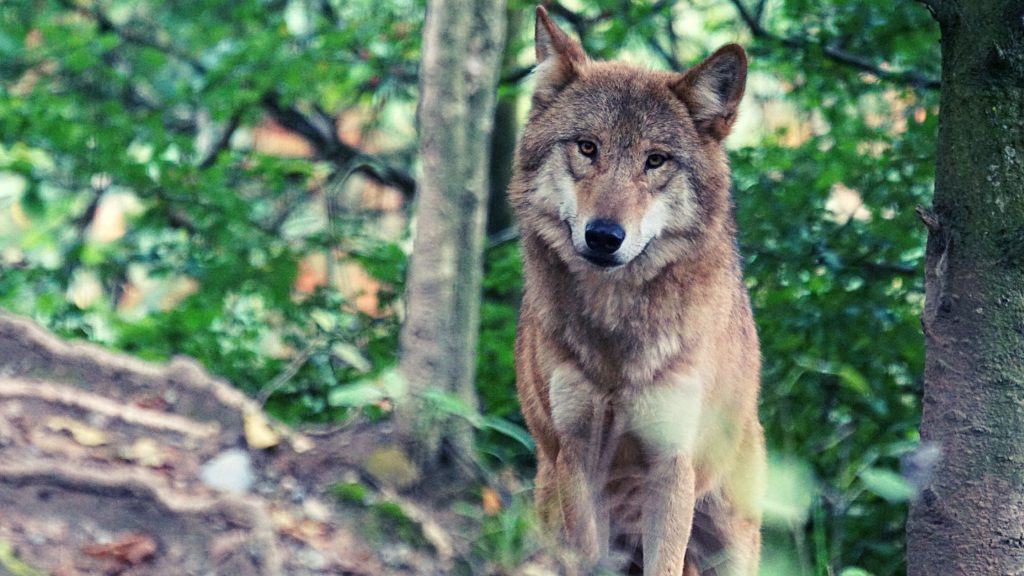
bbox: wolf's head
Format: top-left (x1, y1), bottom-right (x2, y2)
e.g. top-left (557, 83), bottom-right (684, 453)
top-left (511, 6), bottom-right (746, 279)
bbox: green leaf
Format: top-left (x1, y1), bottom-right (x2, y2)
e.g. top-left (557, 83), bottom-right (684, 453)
top-left (860, 467), bottom-right (914, 503)
top-left (422, 389), bottom-right (482, 426)
top-left (481, 416), bottom-right (534, 452)
top-left (837, 364), bottom-right (871, 396)
top-left (331, 342), bottom-right (372, 373)
top-left (327, 380), bottom-right (385, 407)
top-left (761, 456), bottom-right (818, 527)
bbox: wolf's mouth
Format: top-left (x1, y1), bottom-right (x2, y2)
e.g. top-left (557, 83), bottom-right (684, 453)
top-left (582, 253), bottom-right (620, 268)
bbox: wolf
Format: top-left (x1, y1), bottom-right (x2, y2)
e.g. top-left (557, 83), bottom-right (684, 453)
top-left (510, 7), bottom-right (765, 576)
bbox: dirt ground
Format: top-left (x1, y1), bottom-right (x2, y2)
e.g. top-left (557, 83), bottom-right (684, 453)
top-left (0, 313), bottom-right (558, 576)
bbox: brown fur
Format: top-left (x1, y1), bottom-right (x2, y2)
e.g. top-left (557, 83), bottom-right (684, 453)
top-left (511, 7), bottom-right (765, 575)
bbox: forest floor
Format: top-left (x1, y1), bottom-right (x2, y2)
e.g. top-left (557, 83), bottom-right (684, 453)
top-left (0, 313), bottom-right (563, 576)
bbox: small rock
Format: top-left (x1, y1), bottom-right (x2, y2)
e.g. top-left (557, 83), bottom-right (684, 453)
top-left (200, 448), bottom-right (254, 493)
top-left (296, 548), bottom-right (327, 570)
top-left (302, 498), bottom-right (331, 522)
top-left (516, 562), bottom-right (560, 576)
top-left (364, 445), bottom-right (419, 489)
top-left (379, 543), bottom-right (412, 568)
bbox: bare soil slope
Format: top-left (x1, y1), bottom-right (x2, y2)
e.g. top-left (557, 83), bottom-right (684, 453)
top-left (0, 313), bottom-right (459, 575)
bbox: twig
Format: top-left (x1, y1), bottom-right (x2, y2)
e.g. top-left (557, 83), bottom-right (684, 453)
top-left (197, 112), bottom-right (242, 170)
top-left (501, 65), bottom-right (534, 85)
top-left (257, 341), bottom-right (322, 407)
top-left (546, 1), bottom-right (594, 40)
top-left (916, 205), bottom-right (941, 233)
top-left (662, 4), bottom-right (682, 71)
top-left (486, 226), bottom-right (519, 250)
top-left (915, 0), bottom-right (946, 20)
top-left (754, 0), bottom-right (768, 21)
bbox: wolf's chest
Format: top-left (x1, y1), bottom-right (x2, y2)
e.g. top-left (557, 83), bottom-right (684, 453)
top-left (548, 363), bottom-right (705, 458)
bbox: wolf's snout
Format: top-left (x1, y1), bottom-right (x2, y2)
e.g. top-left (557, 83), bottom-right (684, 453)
top-left (585, 219), bottom-right (626, 254)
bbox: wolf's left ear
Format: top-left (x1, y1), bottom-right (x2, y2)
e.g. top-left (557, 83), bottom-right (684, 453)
top-left (532, 6), bottom-right (587, 108)
top-left (671, 44), bottom-right (748, 141)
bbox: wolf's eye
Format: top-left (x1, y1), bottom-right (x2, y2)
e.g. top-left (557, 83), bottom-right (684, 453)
top-left (645, 153), bottom-right (668, 169)
top-left (577, 140), bottom-right (597, 158)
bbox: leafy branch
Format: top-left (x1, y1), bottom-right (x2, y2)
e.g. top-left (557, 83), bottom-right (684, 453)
top-left (62, 0), bottom-right (417, 199)
top-left (728, 0), bottom-right (940, 90)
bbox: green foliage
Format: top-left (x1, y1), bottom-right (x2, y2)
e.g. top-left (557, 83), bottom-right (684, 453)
top-left (730, 3), bottom-right (937, 572)
top-left (0, 540), bottom-right (46, 576)
top-left (330, 480), bottom-right (431, 548)
top-left (0, 0), bottom-right (420, 423)
top-left (453, 491), bottom-right (547, 572)
top-left (476, 242), bottom-right (530, 466)
top-left (330, 480), bottom-right (370, 505)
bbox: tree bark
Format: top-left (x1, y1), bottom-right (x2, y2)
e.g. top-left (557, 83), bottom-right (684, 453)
top-left (395, 0), bottom-right (506, 477)
top-left (487, 6), bottom-right (523, 235)
top-left (907, 1), bottom-right (1024, 574)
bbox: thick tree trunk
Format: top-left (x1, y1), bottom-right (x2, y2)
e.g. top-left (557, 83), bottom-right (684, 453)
top-left (396, 0), bottom-right (506, 477)
top-left (907, 1), bottom-right (1024, 574)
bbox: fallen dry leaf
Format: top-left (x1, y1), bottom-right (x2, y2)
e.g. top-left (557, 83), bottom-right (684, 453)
top-left (117, 437), bottom-right (166, 468)
top-left (82, 533), bottom-right (157, 565)
top-left (45, 416), bottom-right (108, 447)
top-left (243, 408), bottom-right (280, 449)
top-left (481, 486), bottom-right (502, 516)
top-left (270, 507), bottom-right (327, 543)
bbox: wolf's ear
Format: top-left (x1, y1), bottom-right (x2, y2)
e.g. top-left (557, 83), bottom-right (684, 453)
top-left (672, 44), bottom-right (748, 141)
top-left (532, 6), bottom-right (586, 107)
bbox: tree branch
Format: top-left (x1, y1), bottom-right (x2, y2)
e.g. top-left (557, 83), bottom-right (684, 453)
top-left (71, 0), bottom-right (418, 200)
top-left (260, 93), bottom-right (416, 200)
top-left (57, 0), bottom-right (210, 75)
top-left (647, 5), bottom-right (682, 72)
top-left (754, 0), bottom-right (768, 21)
top-left (729, 0), bottom-right (939, 90)
top-left (661, 5), bottom-right (682, 71)
top-left (545, 1), bottom-right (596, 41)
top-left (197, 112), bottom-right (242, 170)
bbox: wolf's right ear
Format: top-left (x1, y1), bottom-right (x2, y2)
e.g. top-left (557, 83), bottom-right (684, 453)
top-left (672, 44), bottom-right (748, 141)
top-left (532, 6), bottom-right (586, 108)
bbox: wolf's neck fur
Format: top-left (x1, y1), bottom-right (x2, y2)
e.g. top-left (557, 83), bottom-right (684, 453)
top-left (522, 222), bottom-right (743, 388)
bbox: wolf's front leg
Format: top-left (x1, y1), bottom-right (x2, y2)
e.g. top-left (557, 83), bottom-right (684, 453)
top-left (643, 456), bottom-right (696, 576)
top-left (548, 365), bottom-right (608, 565)
top-left (555, 440), bottom-right (604, 563)
top-left (628, 377), bottom-right (703, 576)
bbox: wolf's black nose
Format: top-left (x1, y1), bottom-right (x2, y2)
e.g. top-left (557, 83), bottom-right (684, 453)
top-left (585, 219), bottom-right (625, 254)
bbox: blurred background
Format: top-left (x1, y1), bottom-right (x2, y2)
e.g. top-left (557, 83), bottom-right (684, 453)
top-left (0, 0), bottom-right (938, 574)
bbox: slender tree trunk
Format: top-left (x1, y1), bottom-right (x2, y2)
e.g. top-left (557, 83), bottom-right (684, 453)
top-left (396, 0), bottom-right (506, 478)
top-left (907, 1), bottom-right (1024, 573)
top-left (486, 6), bottom-right (523, 236)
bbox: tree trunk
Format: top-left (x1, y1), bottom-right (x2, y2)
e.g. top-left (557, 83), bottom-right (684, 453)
top-left (907, 1), bottom-right (1024, 574)
top-left (395, 0), bottom-right (506, 478)
top-left (486, 6), bottom-right (523, 236)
